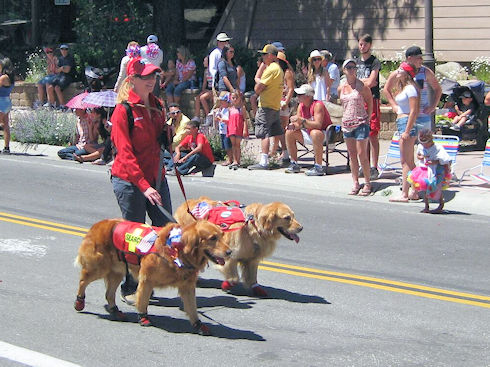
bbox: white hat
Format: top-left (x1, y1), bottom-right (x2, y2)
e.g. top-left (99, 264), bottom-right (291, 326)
top-left (308, 50), bottom-right (324, 63)
top-left (294, 84), bottom-right (315, 97)
top-left (216, 32), bottom-right (232, 42)
top-left (342, 58), bottom-right (357, 68)
top-left (147, 35), bottom-right (158, 43)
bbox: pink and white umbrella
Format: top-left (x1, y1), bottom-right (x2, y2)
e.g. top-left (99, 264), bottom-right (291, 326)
top-left (82, 90), bottom-right (117, 107)
top-left (65, 91), bottom-right (97, 109)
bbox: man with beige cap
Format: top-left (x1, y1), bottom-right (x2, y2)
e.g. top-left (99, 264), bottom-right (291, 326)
top-left (209, 32), bottom-right (232, 80)
top-left (248, 44), bottom-right (284, 170)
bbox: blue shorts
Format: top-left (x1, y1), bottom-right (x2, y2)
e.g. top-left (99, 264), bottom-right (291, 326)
top-left (343, 123), bottom-right (369, 140)
top-left (38, 74), bottom-right (57, 85)
top-left (396, 116), bottom-right (417, 137)
top-left (0, 97), bottom-right (12, 114)
top-left (165, 80), bottom-right (192, 97)
top-left (416, 115), bottom-right (432, 132)
top-left (220, 133), bottom-right (232, 150)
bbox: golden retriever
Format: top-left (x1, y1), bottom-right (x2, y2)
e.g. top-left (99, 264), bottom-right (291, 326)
top-left (175, 197), bottom-right (303, 297)
top-left (73, 219), bottom-right (229, 335)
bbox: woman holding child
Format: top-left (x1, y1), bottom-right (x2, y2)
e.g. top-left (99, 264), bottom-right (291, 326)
top-left (165, 46), bottom-right (196, 105)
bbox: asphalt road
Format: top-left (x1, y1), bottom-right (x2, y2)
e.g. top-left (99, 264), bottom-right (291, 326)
top-left (0, 155), bottom-right (489, 367)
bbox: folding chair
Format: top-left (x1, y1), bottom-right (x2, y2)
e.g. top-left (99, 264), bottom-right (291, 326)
top-left (377, 132), bottom-right (402, 178)
top-left (459, 138), bottom-right (490, 185)
top-left (297, 124), bottom-right (349, 171)
top-left (433, 134), bottom-right (460, 180)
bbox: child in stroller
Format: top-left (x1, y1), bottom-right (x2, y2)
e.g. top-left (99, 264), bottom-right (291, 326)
top-left (450, 89), bottom-right (478, 131)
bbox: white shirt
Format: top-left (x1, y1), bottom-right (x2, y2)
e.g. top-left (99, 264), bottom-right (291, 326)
top-left (208, 47), bottom-right (223, 79)
top-left (310, 73), bottom-right (328, 102)
top-left (140, 44), bottom-right (163, 68)
top-left (114, 55), bottom-right (130, 92)
top-left (395, 84), bottom-right (418, 114)
top-left (327, 62), bottom-right (340, 97)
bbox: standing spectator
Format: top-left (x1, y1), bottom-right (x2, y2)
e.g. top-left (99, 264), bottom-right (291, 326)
top-left (35, 47), bottom-right (58, 108)
top-left (140, 35), bottom-right (164, 97)
top-left (217, 45), bottom-right (238, 93)
top-left (338, 59), bottom-right (373, 196)
top-left (307, 49), bottom-right (332, 103)
top-left (215, 92), bottom-right (233, 166)
top-left (384, 62), bottom-right (420, 203)
top-left (208, 32), bottom-right (232, 80)
top-left (111, 57), bottom-right (172, 306)
top-left (0, 58), bottom-right (14, 154)
top-left (227, 91), bottom-right (248, 169)
top-left (384, 46), bottom-right (442, 132)
top-left (165, 46), bottom-right (196, 105)
top-left (57, 108), bottom-right (97, 160)
top-left (114, 41), bottom-right (140, 93)
top-left (270, 51), bottom-right (294, 165)
top-left (285, 84), bottom-right (332, 176)
top-left (172, 120), bottom-right (215, 176)
top-left (356, 34), bottom-right (382, 180)
top-left (248, 44), bottom-right (284, 170)
top-left (321, 50), bottom-right (340, 102)
top-left (192, 56), bottom-right (213, 121)
top-left (46, 44), bottom-right (75, 110)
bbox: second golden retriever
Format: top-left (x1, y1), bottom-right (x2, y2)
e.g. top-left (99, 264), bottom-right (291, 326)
top-left (175, 197), bottom-right (303, 297)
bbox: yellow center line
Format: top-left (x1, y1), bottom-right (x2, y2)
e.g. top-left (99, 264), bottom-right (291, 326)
top-left (1, 212), bottom-right (489, 308)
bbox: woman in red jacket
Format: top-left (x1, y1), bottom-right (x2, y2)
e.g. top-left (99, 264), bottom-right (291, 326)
top-left (111, 57), bottom-right (172, 303)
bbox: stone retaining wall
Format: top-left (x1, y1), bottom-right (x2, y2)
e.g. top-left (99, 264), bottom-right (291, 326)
top-left (11, 82), bottom-right (84, 109)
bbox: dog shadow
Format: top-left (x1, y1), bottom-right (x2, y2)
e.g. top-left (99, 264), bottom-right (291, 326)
top-left (197, 277), bottom-right (331, 305)
top-left (150, 294), bottom-right (255, 310)
top-left (82, 310), bottom-right (265, 341)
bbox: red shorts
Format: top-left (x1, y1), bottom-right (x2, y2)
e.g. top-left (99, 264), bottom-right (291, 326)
top-left (368, 98), bottom-right (381, 137)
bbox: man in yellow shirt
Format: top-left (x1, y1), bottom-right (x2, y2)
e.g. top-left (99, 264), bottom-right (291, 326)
top-left (167, 103), bottom-right (190, 148)
top-left (248, 44), bottom-right (284, 170)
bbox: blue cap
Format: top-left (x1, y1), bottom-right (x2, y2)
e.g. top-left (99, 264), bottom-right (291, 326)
top-left (272, 42), bottom-right (285, 51)
top-left (59, 44), bottom-right (69, 49)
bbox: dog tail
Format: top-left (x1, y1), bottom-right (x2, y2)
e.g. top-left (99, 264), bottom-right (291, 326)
top-left (73, 255), bottom-right (81, 268)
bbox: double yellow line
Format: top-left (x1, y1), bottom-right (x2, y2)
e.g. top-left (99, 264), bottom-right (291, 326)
top-left (1, 211), bottom-right (489, 309)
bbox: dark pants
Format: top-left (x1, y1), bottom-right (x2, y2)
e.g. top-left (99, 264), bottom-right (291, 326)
top-left (57, 146), bottom-right (88, 160)
top-left (176, 153), bottom-right (212, 175)
top-left (111, 175), bottom-right (172, 296)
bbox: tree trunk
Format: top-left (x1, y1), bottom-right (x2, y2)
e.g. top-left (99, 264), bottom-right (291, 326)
top-left (152, 0), bottom-right (185, 51)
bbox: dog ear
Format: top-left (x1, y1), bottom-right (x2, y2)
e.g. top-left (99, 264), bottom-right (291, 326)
top-left (257, 203), bottom-right (276, 232)
top-left (181, 223), bottom-right (200, 255)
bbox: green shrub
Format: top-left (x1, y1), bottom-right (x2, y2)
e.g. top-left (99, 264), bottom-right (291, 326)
top-left (10, 109), bottom-right (77, 146)
top-left (471, 56), bottom-right (490, 84)
top-left (24, 50), bottom-right (47, 83)
top-left (201, 125), bottom-right (225, 161)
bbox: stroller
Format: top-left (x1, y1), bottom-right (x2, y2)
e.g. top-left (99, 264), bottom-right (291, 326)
top-left (84, 66), bottom-right (117, 92)
top-left (438, 78), bottom-right (489, 150)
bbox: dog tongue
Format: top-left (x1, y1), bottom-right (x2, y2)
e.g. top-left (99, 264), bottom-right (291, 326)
top-left (291, 233), bottom-right (300, 243)
top-left (216, 257), bottom-right (225, 265)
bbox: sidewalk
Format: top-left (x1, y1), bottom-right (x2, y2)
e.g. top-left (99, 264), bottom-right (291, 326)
top-left (4, 138), bottom-right (490, 217)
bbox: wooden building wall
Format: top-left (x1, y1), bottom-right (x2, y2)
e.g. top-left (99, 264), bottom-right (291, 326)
top-left (212, 0), bottom-right (490, 62)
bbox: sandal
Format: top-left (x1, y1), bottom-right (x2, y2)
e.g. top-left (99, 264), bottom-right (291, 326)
top-left (221, 162), bottom-right (231, 167)
top-left (359, 184), bottom-right (372, 197)
top-left (348, 186), bottom-right (361, 195)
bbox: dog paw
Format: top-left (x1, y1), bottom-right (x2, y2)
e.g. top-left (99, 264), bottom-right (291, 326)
top-left (221, 280), bottom-right (236, 292)
top-left (193, 320), bottom-right (211, 336)
top-left (105, 305), bottom-right (127, 321)
top-left (138, 313), bottom-right (152, 327)
top-left (74, 296), bottom-right (85, 311)
top-left (252, 285), bottom-right (268, 297)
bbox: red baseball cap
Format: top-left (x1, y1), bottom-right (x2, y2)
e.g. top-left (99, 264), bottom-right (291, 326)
top-left (399, 62), bottom-right (416, 78)
top-left (127, 57), bottom-right (161, 76)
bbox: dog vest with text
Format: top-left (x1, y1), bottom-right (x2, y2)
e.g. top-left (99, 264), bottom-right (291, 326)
top-left (112, 222), bottom-right (160, 265)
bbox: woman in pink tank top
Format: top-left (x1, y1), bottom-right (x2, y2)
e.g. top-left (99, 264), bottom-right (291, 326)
top-left (338, 59), bottom-right (373, 196)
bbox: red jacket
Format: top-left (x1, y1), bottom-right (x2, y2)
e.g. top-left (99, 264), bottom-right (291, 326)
top-left (110, 90), bottom-right (166, 193)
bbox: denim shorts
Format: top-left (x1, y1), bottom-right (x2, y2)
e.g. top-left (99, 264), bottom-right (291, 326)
top-left (0, 97), bottom-right (12, 113)
top-left (343, 123), bottom-right (369, 140)
top-left (396, 116), bottom-right (417, 137)
top-left (416, 115), bottom-right (431, 132)
top-left (220, 133), bottom-right (232, 150)
top-left (38, 74), bottom-right (57, 85)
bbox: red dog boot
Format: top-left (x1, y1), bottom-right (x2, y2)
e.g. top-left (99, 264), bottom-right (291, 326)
top-left (251, 284), bottom-right (268, 297)
top-left (74, 295), bottom-right (85, 311)
top-left (138, 313), bottom-right (152, 327)
top-left (193, 320), bottom-right (211, 336)
top-left (104, 304), bottom-right (127, 321)
top-left (221, 280), bottom-right (236, 292)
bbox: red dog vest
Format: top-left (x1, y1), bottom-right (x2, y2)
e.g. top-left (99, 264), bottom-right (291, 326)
top-left (112, 221), bottom-right (161, 265)
top-left (190, 200), bottom-right (247, 231)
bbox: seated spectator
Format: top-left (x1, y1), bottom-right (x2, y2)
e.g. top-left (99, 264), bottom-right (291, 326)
top-left (35, 47), bottom-right (58, 108)
top-left (160, 59), bottom-right (178, 93)
top-left (73, 107), bottom-right (112, 164)
top-left (285, 84), bottom-right (332, 176)
top-left (169, 120), bottom-right (214, 175)
top-left (46, 44), bottom-right (75, 110)
top-left (450, 90), bottom-right (477, 131)
top-left (114, 41), bottom-right (140, 93)
top-left (321, 50), bottom-right (340, 102)
top-left (192, 56), bottom-right (214, 122)
top-left (167, 103), bottom-right (190, 149)
top-left (165, 46), bottom-right (196, 104)
top-left (57, 108), bottom-right (97, 160)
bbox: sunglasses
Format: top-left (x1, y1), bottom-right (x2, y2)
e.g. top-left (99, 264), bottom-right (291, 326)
top-left (312, 58), bottom-right (322, 62)
top-left (135, 73), bottom-right (157, 80)
top-left (169, 110), bottom-right (181, 115)
top-left (345, 65), bottom-right (357, 70)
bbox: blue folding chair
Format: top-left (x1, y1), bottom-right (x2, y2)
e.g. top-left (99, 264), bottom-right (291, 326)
top-left (459, 138), bottom-right (490, 185)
